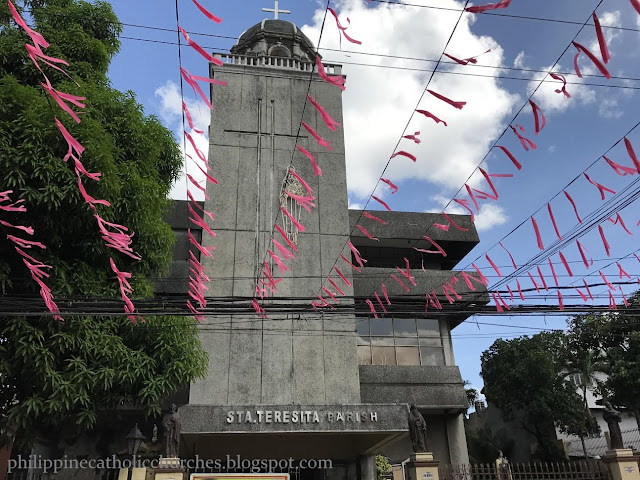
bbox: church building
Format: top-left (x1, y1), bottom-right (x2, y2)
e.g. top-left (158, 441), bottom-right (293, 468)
top-left (160, 8), bottom-right (487, 479)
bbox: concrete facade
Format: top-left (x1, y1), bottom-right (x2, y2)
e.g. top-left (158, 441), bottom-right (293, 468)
top-left (163, 17), bottom-right (487, 477)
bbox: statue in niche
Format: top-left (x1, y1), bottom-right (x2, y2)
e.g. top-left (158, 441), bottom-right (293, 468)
top-left (162, 403), bottom-right (181, 458)
top-left (407, 404), bottom-right (428, 453)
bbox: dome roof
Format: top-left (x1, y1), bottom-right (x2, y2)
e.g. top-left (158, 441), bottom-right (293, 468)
top-left (231, 19), bottom-right (316, 61)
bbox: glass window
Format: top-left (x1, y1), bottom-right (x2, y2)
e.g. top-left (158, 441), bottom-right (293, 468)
top-left (396, 347), bottom-right (420, 365)
top-left (420, 347), bottom-right (445, 366)
top-left (371, 336), bottom-right (394, 346)
top-left (394, 318), bottom-right (417, 336)
top-left (419, 336), bottom-right (442, 347)
top-left (417, 319), bottom-right (440, 335)
top-left (357, 346), bottom-right (372, 365)
top-left (370, 318), bottom-right (393, 336)
top-left (372, 346), bottom-right (396, 365)
top-left (357, 316), bottom-right (445, 366)
top-left (356, 319), bottom-right (370, 337)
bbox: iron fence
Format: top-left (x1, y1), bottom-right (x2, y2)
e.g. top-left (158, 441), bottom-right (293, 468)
top-left (564, 429), bottom-right (640, 458)
top-left (439, 460), bottom-right (612, 480)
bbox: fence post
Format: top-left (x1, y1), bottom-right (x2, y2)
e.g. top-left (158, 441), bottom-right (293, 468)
top-left (602, 449), bottom-right (640, 480)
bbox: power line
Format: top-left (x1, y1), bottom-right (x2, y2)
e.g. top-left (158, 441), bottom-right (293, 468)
top-left (117, 36), bottom-right (640, 92)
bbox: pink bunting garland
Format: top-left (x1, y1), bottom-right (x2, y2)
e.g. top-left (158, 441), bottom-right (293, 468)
top-left (363, 212), bottom-right (388, 225)
top-left (495, 146), bottom-right (522, 170)
top-left (371, 195), bottom-right (392, 211)
top-left (564, 190), bottom-right (582, 223)
top-left (178, 25), bottom-right (223, 66)
top-left (465, 0), bottom-right (512, 14)
top-left (295, 145), bottom-right (322, 176)
top-left (381, 178), bottom-right (398, 194)
top-left (390, 151), bottom-right (417, 162)
top-left (315, 56), bottom-right (346, 91)
top-left (550, 73), bottom-right (571, 98)
top-left (301, 122), bottom-right (332, 151)
top-left (307, 94), bottom-right (341, 131)
top-left (416, 110), bottom-right (447, 126)
top-left (572, 42), bottom-right (612, 79)
top-left (427, 90), bottom-right (466, 110)
top-left (191, 0), bottom-right (222, 23)
top-left (592, 12), bottom-right (611, 64)
top-left (531, 217), bottom-right (544, 250)
top-left (584, 173), bottom-right (616, 200)
top-left (529, 100), bottom-right (546, 135)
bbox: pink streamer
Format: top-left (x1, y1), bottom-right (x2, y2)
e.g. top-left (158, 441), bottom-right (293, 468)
top-left (295, 145), bottom-right (322, 176)
top-left (374, 293), bottom-right (388, 314)
top-left (510, 125), bottom-right (537, 151)
top-left (356, 224), bottom-right (378, 241)
top-left (315, 56), bottom-right (346, 90)
top-left (604, 155), bottom-right (636, 176)
top-left (598, 225), bottom-right (611, 257)
top-left (307, 94), bottom-right (341, 131)
top-left (327, 277), bottom-right (346, 296)
top-left (380, 178), bottom-right (398, 194)
top-left (403, 131), bottom-right (421, 144)
top-left (572, 41), bottom-right (611, 79)
top-left (275, 224), bottom-right (298, 252)
top-left (495, 146), bottom-right (522, 170)
top-left (584, 173), bottom-right (616, 200)
top-left (348, 241), bottom-right (366, 267)
top-left (531, 216), bottom-right (544, 250)
top-left (625, 137), bottom-right (640, 174)
top-left (280, 206), bottom-right (306, 232)
top-left (371, 195), bottom-right (392, 211)
top-left (187, 174), bottom-right (209, 200)
top-left (416, 109), bottom-right (447, 126)
top-left (564, 190), bottom-right (582, 223)
top-left (341, 254), bottom-right (361, 272)
top-left (442, 212), bottom-right (469, 232)
top-left (607, 213), bottom-right (633, 235)
top-left (390, 151), bottom-right (417, 162)
top-left (191, 0), bottom-right (222, 23)
top-left (618, 262), bottom-right (631, 279)
top-left (485, 254), bottom-right (502, 277)
top-left (499, 242), bottom-right (517, 269)
top-left (363, 211), bottom-right (388, 225)
top-left (592, 12), bottom-right (611, 64)
top-left (577, 240), bottom-right (593, 268)
top-left (549, 258), bottom-right (559, 287)
top-left (301, 122), bottom-right (332, 151)
top-left (178, 25), bottom-right (223, 65)
top-left (422, 236), bottom-right (447, 257)
top-left (365, 299), bottom-right (378, 318)
top-left (390, 274), bottom-right (410, 292)
top-left (466, 0), bottom-right (512, 14)
top-left (547, 203), bottom-right (562, 240)
top-left (183, 101), bottom-right (204, 134)
top-left (529, 100), bottom-right (546, 135)
top-left (559, 251), bottom-right (573, 277)
top-left (550, 73), bottom-right (571, 98)
top-left (110, 258), bottom-right (142, 323)
top-left (427, 89), bottom-right (466, 110)
top-left (334, 266), bottom-right (351, 287)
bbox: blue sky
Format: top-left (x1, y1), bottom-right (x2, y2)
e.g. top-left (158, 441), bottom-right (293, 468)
top-left (105, 0), bottom-right (640, 393)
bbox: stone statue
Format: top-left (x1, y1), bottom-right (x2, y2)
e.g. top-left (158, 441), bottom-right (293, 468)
top-left (162, 404), bottom-right (181, 458)
top-left (602, 401), bottom-right (624, 450)
top-left (407, 404), bottom-right (428, 453)
top-left (152, 424), bottom-right (158, 444)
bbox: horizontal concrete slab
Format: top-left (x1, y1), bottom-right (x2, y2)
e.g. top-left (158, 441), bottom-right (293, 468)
top-left (180, 404), bottom-right (408, 434)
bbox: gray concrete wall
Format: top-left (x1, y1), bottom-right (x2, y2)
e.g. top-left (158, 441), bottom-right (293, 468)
top-left (191, 63), bottom-right (360, 406)
top-left (358, 365), bottom-right (468, 411)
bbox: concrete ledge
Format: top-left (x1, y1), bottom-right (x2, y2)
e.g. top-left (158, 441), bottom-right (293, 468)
top-left (359, 366), bottom-right (468, 411)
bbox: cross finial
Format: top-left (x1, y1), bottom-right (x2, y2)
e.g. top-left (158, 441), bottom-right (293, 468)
top-left (262, 1), bottom-right (290, 20)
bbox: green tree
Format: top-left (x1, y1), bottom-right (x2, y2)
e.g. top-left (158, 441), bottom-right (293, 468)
top-left (597, 291), bottom-right (640, 430)
top-left (0, 0), bottom-right (207, 446)
top-left (375, 455), bottom-right (392, 480)
top-left (563, 315), bottom-right (603, 458)
top-left (481, 332), bottom-right (588, 461)
top-left (464, 380), bottom-right (479, 409)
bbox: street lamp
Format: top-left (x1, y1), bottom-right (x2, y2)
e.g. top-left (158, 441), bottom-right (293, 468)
top-left (126, 424), bottom-right (146, 457)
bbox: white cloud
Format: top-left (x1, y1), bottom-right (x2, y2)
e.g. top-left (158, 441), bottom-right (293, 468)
top-left (598, 97), bottom-right (624, 119)
top-left (432, 194), bottom-right (508, 232)
top-left (548, 145), bottom-right (556, 153)
top-left (302, 0), bottom-right (520, 200)
top-left (513, 51), bottom-right (526, 69)
top-left (154, 81), bottom-right (210, 200)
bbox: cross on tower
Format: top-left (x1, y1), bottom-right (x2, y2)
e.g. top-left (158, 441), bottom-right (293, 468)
top-left (262, 1), bottom-right (290, 20)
